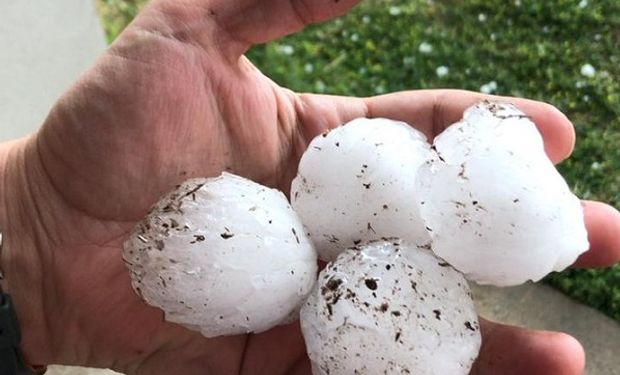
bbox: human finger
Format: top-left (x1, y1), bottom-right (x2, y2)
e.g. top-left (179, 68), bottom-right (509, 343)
top-left (572, 201), bottom-right (620, 268)
top-left (296, 90), bottom-right (575, 164)
top-left (471, 318), bottom-right (585, 375)
top-left (144, 0), bottom-right (362, 60)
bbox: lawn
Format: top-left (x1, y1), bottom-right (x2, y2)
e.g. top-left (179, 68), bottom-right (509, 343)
top-left (96, 0), bottom-right (620, 322)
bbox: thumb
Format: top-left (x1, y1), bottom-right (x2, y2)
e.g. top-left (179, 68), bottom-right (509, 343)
top-left (146, 0), bottom-right (361, 60)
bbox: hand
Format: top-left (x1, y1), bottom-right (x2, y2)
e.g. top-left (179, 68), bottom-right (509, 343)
top-left (0, 1), bottom-right (618, 374)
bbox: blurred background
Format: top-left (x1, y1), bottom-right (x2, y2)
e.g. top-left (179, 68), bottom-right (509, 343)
top-left (1, 0), bottom-right (619, 373)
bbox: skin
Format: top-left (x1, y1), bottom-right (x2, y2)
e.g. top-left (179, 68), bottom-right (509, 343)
top-left (0, 0), bottom-right (619, 374)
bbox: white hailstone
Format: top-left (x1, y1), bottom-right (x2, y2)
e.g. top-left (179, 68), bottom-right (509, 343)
top-left (480, 80), bottom-right (498, 94)
top-left (277, 44), bottom-right (295, 55)
top-left (416, 101), bottom-right (589, 286)
top-left (123, 173), bottom-right (318, 337)
top-left (314, 80), bottom-right (326, 93)
top-left (418, 41), bottom-right (433, 54)
top-left (580, 63), bottom-right (596, 77)
top-left (291, 118), bottom-right (433, 261)
top-left (389, 6), bottom-right (402, 16)
top-left (436, 65), bottom-right (450, 78)
top-left (301, 241), bottom-right (481, 375)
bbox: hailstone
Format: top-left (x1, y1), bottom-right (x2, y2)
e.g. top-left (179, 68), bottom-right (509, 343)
top-left (416, 101), bottom-right (589, 286)
top-left (301, 240), bottom-right (481, 375)
top-left (123, 173), bottom-right (318, 337)
top-left (291, 118), bottom-right (432, 261)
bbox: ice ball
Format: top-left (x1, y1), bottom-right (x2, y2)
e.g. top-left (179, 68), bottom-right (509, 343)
top-left (291, 118), bottom-right (432, 261)
top-left (300, 240), bottom-right (481, 375)
top-left (123, 173), bottom-right (318, 337)
top-left (416, 101), bottom-right (589, 286)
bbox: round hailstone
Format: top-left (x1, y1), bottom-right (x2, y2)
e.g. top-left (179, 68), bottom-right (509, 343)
top-left (416, 101), bottom-right (589, 286)
top-left (301, 241), bottom-right (481, 375)
top-left (291, 118), bottom-right (433, 261)
top-left (123, 173), bottom-right (318, 337)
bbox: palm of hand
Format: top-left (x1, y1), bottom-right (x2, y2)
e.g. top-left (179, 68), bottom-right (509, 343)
top-left (31, 2), bottom-right (354, 374)
top-left (6, 1), bottom-right (618, 375)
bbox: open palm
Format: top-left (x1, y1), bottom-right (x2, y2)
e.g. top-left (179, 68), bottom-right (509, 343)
top-left (2, 1), bottom-right (619, 374)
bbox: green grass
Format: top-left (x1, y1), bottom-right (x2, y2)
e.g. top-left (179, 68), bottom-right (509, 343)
top-left (96, 0), bottom-right (146, 43)
top-left (96, 0), bottom-right (620, 322)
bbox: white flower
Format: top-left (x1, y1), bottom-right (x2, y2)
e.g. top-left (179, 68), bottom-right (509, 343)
top-left (579, 0), bottom-right (588, 8)
top-left (591, 162), bottom-right (602, 170)
top-left (436, 66), bottom-right (449, 78)
top-left (362, 15), bottom-right (371, 24)
top-left (575, 80), bottom-right (586, 88)
top-left (375, 84), bottom-right (386, 94)
top-left (514, 0), bottom-right (522, 6)
top-left (419, 42), bottom-right (433, 54)
top-left (480, 81), bottom-right (498, 94)
top-left (403, 56), bottom-right (414, 65)
top-left (304, 63), bottom-right (314, 73)
top-left (350, 33), bottom-right (359, 42)
top-left (580, 63), bottom-right (596, 77)
top-left (478, 13), bottom-right (487, 22)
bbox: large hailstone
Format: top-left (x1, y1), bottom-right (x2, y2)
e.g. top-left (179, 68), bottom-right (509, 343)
top-left (301, 241), bottom-right (481, 375)
top-left (416, 101), bottom-right (589, 286)
top-left (291, 118), bottom-right (432, 261)
top-left (123, 173), bottom-right (318, 337)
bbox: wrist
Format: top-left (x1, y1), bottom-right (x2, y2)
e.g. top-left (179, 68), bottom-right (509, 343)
top-left (0, 138), bottom-right (54, 367)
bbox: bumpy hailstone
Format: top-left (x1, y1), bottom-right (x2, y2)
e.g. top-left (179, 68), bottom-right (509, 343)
top-left (291, 118), bottom-right (432, 261)
top-left (416, 101), bottom-right (589, 286)
top-left (123, 173), bottom-right (318, 337)
top-left (301, 241), bottom-right (481, 375)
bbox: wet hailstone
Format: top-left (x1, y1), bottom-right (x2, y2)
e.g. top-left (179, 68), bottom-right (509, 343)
top-left (291, 118), bottom-right (433, 261)
top-left (301, 241), bottom-right (481, 375)
top-left (416, 101), bottom-right (589, 286)
top-left (123, 173), bottom-right (318, 337)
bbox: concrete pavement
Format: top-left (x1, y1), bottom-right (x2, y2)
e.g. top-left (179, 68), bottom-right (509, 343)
top-left (0, 0), bottom-right (106, 142)
top-left (473, 283), bottom-right (620, 375)
top-left (47, 367), bottom-right (119, 375)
